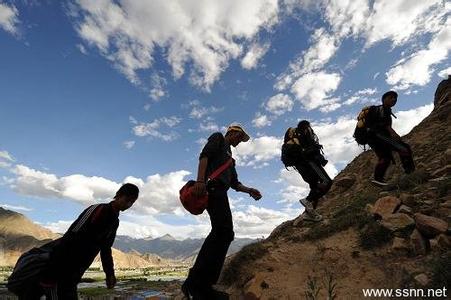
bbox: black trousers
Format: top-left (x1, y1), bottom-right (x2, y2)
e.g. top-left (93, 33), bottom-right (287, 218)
top-left (368, 133), bottom-right (414, 181)
top-left (18, 280), bottom-right (77, 300)
top-left (187, 182), bottom-right (234, 291)
top-left (295, 160), bottom-right (332, 208)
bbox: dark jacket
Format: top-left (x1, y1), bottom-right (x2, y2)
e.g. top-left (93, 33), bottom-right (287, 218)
top-left (49, 203), bottom-right (118, 281)
top-left (199, 132), bottom-right (241, 190)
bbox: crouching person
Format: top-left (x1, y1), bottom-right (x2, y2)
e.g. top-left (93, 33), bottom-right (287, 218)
top-left (8, 183), bottom-right (139, 299)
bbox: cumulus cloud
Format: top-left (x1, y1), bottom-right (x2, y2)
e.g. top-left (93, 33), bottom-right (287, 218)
top-left (0, 150), bottom-right (14, 168)
top-left (393, 103), bottom-right (434, 136)
top-left (0, 203), bottom-right (32, 212)
top-left (343, 87), bottom-right (378, 105)
top-left (132, 116), bottom-right (182, 141)
top-left (199, 121), bottom-right (220, 133)
top-left (265, 93), bottom-right (294, 116)
top-left (72, 0), bottom-right (279, 90)
top-left (0, 3), bottom-right (19, 35)
top-left (291, 71), bottom-right (342, 110)
top-left (241, 42), bottom-right (270, 70)
top-left (252, 113), bottom-right (272, 128)
top-left (386, 21), bottom-right (451, 90)
top-left (123, 140), bottom-right (135, 149)
top-left (188, 100), bottom-right (223, 119)
top-left (233, 136), bottom-right (282, 167)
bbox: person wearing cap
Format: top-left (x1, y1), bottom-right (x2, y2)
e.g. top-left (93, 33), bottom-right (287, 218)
top-left (284, 120), bottom-right (332, 223)
top-left (9, 183), bottom-right (139, 299)
top-left (182, 123), bottom-right (262, 299)
top-left (365, 91), bottom-right (415, 186)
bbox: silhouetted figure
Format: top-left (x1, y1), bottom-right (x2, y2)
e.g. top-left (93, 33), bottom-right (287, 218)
top-left (8, 183), bottom-right (139, 299)
top-left (282, 120), bottom-right (332, 222)
top-left (182, 124), bottom-right (261, 300)
top-left (354, 91), bottom-right (415, 186)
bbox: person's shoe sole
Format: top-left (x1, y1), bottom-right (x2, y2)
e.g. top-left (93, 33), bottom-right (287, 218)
top-left (371, 179), bottom-right (389, 186)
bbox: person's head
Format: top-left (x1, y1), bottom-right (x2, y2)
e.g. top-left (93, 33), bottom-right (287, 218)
top-left (382, 91), bottom-right (398, 107)
top-left (296, 120), bottom-right (311, 135)
top-left (112, 183), bottom-right (139, 212)
top-left (225, 123), bottom-right (250, 147)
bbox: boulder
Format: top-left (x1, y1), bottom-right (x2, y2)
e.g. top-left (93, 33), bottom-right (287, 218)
top-left (398, 205), bottom-right (413, 215)
top-left (334, 176), bottom-right (355, 190)
top-left (443, 148), bottom-right (451, 165)
top-left (392, 237), bottom-right (409, 252)
top-left (372, 196), bottom-right (401, 219)
top-left (381, 213), bottom-right (415, 232)
top-left (410, 229), bottom-right (430, 256)
top-left (414, 213), bottom-right (448, 238)
top-left (244, 273), bottom-right (266, 299)
top-left (414, 273), bottom-right (430, 286)
top-left (437, 234), bottom-right (451, 249)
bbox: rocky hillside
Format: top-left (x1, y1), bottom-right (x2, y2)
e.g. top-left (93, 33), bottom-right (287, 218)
top-left (220, 82), bottom-right (451, 298)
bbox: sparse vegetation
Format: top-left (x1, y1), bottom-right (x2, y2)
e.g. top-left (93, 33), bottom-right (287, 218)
top-left (304, 270), bottom-right (339, 300)
top-left (436, 177), bottom-right (451, 198)
top-left (358, 216), bottom-right (393, 249)
top-left (323, 270), bottom-right (338, 300)
top-left (304, 276), bottom-right (320, 300)
top-left (221, 242), bottom-right (269, 286)
top-left (396, 170), bottom-right (429, 191)
top-left (429, 252), bottom-right (451, 289)
top-left (304, 192), bottom-right (377, 241)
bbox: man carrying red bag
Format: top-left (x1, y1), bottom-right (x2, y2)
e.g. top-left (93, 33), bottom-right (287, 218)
top-left (182, 123), bottom-right (262, 299)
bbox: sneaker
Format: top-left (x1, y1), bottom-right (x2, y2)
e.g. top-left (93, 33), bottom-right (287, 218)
top-left (371, 179), bottom-right (389, 186)
top-left (303, 210), bottom-right (323, 222)
top-left (299, 198), bottom-right (314, 213)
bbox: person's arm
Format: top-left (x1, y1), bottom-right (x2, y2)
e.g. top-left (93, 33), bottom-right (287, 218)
top-left (100, 228), bottom-right (116, 288)
top-left (193, 157), bottom-right (208, 196)
top-left (230, 165), bottom-right (262, 200)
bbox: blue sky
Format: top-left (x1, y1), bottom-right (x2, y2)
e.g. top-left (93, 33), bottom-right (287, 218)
top-left (0, 0), bottom-right (449, 239)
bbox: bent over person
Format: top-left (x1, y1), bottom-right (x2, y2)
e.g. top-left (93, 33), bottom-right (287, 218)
top-left (8, 183), bottom-right (139, 299)
top-left (281, 120), bottom-right (332, 222)
top-left (354, 91), bottom-right (415, 186)
top-left (182, 124), bottom-right (262, 299)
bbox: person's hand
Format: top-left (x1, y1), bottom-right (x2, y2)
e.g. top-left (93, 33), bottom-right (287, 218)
top-left (106, 274), bottom-right (117, 289)
top-left (248, 188), bottom-right (262, 200)
top-left (193, 181), bottom-right (207, 197)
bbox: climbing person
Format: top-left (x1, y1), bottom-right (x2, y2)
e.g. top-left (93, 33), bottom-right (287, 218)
top-left (182, 123), bottom-right (262, 299)
top-left (353, 90), bottom-right (415, 186)
top-left (8, 183), bottom-right (139, 299)
top-left (281, 120), bottom-right (332, 222)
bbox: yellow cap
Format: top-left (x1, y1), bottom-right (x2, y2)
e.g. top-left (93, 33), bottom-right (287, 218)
top-left (226, 123), bottom-right (250, 142)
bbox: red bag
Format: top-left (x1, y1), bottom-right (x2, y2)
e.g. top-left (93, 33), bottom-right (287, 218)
top-left (180, 158), bottom-right (233, 215)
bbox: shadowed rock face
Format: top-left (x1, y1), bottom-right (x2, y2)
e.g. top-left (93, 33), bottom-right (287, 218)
top-left (220, 79), bottom-right (451, 299)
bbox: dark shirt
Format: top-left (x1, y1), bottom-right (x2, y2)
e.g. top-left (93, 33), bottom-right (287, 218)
top-left (50, 203), bottom-right (118, 281)
top-left (368, 105), bottom-right (392, 134)
top-left (199, 132), bottom-right (241, 190)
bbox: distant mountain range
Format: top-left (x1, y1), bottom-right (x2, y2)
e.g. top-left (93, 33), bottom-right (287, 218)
top-left (114, 234), bottom-right (256, 262)
top-left (0, 206), bottom-right (256, 267)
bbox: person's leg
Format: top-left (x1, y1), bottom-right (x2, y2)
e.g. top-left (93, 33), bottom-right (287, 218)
top-left (17, 282), bottom-right (44, 300)
top-left (307, 161), bottom-right (332, 208)
top-left (397, 141), bottom-right (415, 174)
top-left (184, 185), bottom-right (233, 298)
top-left (368, 139), bottom-right (392, 182)
top-left (56, 280), bottom-right (78, 300)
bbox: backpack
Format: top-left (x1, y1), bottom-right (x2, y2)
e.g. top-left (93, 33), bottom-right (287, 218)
top-left (353, 106), bottom-right (375, 145)
top-left (281, 128), bottom-right (302, 167)
top-left (7, 240), bottom-right (59, 295)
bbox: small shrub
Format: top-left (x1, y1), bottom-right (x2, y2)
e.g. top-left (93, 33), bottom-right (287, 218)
top-left (359, 219), bottom-right (393, 249)
top-left (396, 170), bottom-right (429, 191)
top-left (304, 276), bottom-right (320, 300)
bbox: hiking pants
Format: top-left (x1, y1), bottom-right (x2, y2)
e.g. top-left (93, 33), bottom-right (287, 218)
top-left (368, 133), bottom-right (414, 181)
top-left (17, 280), bottom-right (77, 300)
top-left (296, 161), bottom-right (332, 208)
top-left (187, 182), bottom-right (234, 292)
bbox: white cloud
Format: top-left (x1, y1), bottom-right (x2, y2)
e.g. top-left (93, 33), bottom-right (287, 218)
top-left (73, 0), bottom-right (279, 90)
top-left (43, 220), bottom-right (72, 234)
top-left (265, 93), bottom-right (294, 116)
top-left (76, 43), bottom-right (88, 55)
top-left (149, 73), bottom-right (167, 101)
top-left (0, 3), bottom-right (19, 35)
top-left (123, 140), bottom-right (135, 149)
top-left (233, 136), bottom-right (282, 167)
top-left (241, 42), bottom-right (270, 70)
top-left (0, 150), bottom-right (14, 168)
top-left (252, 113), bottom-right (272, 128)
top-left (132, 116), bottom-right (182, 141)
top-left (199, 121), bottom-right (220, 133)
top-left (438, 67), bottom-right (451, 78)
top-left (386, 21), bottom-right (451, 90)
top-left (393, 103), bottom-right (434, 136)
top-left (291, 71), bottom-right (341, 110)
top-left (364, 0), bottom-right (443, 47)
top-left (344, 87), bottom-right (378, 105)
top-left (188, 100), bottom-right (223, 119)
top-left (0, 203), bottom-right (32, 212)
